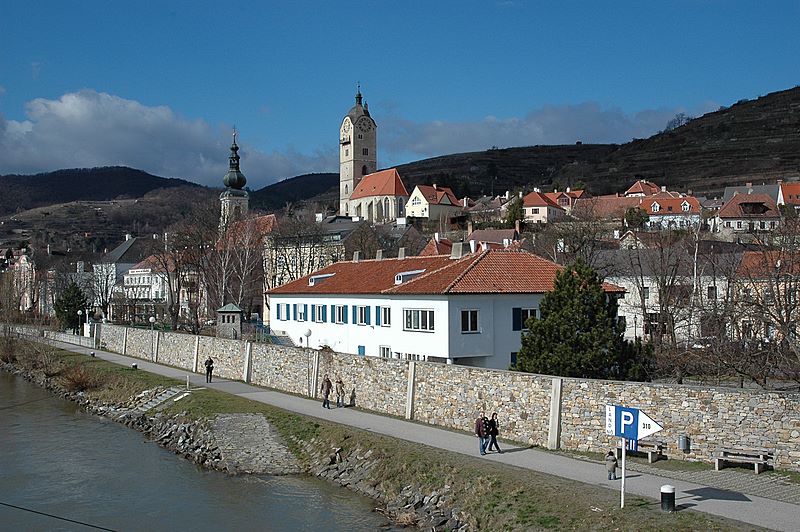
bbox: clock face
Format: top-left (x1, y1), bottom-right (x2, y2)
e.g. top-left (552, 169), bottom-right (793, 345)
top-left (357, 119), bottom-right (372, 133)
top-left (341, 120), bottom-right (351, 134)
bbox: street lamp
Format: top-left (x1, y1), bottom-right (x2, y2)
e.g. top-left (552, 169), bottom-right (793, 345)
top-left (149, 316), bottom-right (156, 360)
top-left (77, 309), bottom-right (83, 335)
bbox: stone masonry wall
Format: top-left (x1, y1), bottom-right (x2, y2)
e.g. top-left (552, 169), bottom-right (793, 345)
top-left (98, 324), bottom-right (800, 471)
top-left (413, 363), bottom-right (552, 447)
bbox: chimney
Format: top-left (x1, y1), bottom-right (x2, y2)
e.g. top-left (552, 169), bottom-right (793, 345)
top-left (125, 233), bottom-right (132, 241)
top-left (469, 240), bottom-right (477, 253)
top-left (687, 188), bottom-right (693, 196)
top-left (746, 182), bottom-right (752, 188)
top-left (505, 190), bottom-right (510, 199)
top-left (463, 197), bottom-right (468, 207)
top-left (503, 238), bottom-right (510, 248)
top-left (467, 221), bottom-right (474, 235)
top-left (481, 242), bottom-right (489, 251)
top-left (432, 183), bottom-right (437, 190)
top-left (777, 179), bottom-right (783, 185)
top-left (375, 249), bottom-right (383, 261)
top-left (47, 244), bottom-right (51, 255)
top-left (434, 232), bottom-right (440, 243)
top-left (515, 219), bottom-right (521, 234)
top-left (566, 187), bottom-right (571, 193)
top-left (518, 191), bottom-right (523, 199)
top-left (661, 185), bottom-right (666, 192)
top-left (352, 251), bottom-right (360, 263)
top-left (450, 242), bottom-right (465, 259)
top-left (398, 247), bottom-right (406, 259)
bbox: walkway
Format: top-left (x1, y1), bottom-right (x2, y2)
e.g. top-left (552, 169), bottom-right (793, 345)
top-left (49, 340), bottom-right (800, 531)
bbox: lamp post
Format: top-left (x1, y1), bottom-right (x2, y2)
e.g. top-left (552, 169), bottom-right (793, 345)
top-left (304, 329), bottom-right (312, 397)
top-left (149, 316), bottom-right (156, 360)
top-left (77, 309), bottom-right (83, 336)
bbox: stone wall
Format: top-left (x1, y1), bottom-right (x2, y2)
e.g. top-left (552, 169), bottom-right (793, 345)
top-left (98, 324), bottom-right (800, 472)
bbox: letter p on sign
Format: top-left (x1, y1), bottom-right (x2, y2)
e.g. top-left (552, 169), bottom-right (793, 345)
top-left (616, 406), bottom-right (639, 440)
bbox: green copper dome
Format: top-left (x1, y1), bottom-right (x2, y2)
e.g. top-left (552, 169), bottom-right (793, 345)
top-left (223, 131), bottom-right (247, 190)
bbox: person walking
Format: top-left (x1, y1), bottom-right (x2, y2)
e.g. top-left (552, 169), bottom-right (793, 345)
top-left (320, 374), bottom-right (332, 409)
top-left (605, 450), bottom-right (618, 480)
top-left (474, 412), bottom-right (490, 455)
top-left (335, 376), bottom-right (345, 408)
top-left (487, 412), bottom-right (502, 453)
top-left (204, 356), bottom-right (214, 383)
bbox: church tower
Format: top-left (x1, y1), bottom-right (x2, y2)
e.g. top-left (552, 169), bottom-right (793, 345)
top-left (219, 130), bottom-right (249, 230)
top-left (339, 85), bottom-right (377, 215)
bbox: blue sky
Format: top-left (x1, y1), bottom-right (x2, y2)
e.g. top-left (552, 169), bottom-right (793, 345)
top-left (1, 1), bottom-right (798, 189)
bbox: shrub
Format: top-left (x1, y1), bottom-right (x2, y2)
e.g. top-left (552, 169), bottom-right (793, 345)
top-left (0, 335), bottom-right (16, 363)
top-left (61, 363), bottom-right (103, 392)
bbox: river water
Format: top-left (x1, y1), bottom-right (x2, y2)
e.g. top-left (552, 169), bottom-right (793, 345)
top-left (0, 372), bottom-right (390, 531)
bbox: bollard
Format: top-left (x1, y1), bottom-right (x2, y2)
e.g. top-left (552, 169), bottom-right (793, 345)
top-left (660, 485), bottom-right (675, 512)
top-left (90, 351), bottom-right (96, 357)
top-left (131, 363), bottom-right (138, 370)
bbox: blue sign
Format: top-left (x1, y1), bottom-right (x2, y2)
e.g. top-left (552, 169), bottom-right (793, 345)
top-left (605, 404), bottom-right (663, 440)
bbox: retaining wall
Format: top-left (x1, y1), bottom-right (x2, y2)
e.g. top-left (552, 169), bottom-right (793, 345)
top-left (95, 324), bottom-right (800, 471)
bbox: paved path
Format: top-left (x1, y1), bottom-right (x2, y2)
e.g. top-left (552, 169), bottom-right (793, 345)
top-left (51, 340), bottom-right (800, 531)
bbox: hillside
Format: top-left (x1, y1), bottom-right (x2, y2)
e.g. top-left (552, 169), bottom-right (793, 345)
top-left (0, 166), bottom-right (200, 216)
top-left (249, 172), bottom-right (339, 212)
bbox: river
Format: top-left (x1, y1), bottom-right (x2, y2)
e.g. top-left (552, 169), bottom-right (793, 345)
top-left (0, 372), bottom-right (390, 531)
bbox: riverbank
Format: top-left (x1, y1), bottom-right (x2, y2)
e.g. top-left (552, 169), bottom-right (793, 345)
top-left (2, 338), bottom-right (755, 531)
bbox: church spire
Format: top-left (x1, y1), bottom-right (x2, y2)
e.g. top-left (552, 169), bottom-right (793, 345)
top-left (223, 128), bottom-right (246, 189)
top-left (355, 81), bottom-right (362, 106)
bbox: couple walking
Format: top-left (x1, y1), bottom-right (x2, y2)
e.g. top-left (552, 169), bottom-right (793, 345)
top-left (474, 412), bottom-right (502, 455)
top-left (320, 374), bottom-right (346, 409)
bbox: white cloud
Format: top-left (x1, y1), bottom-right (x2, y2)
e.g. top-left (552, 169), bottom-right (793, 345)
top-left (0, 90), bottom-right (337, 188)
top-left (379, 101), bottom-right (718, 163)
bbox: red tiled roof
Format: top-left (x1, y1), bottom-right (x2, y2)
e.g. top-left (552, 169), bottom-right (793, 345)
top-left (131, 254), bottom-right (176, 273)
top-left (544, 189), bottom-right (586, 205)
top-left (718, 193), bottom-right (780, 219)
top-left (220, 214), bottom-right (276, 249)
top-left (643, 196), bottom-right (701, 216)
top-left (522, 191), bottom-right (564, 209)
top-left (736, 250), bottom-right (800, 277)
top-left (269, 249), bottom-right (624, 295)
top-left (625, 180), bottom-right (661, 196)
top-left (415, 184), bottom-right (460, 206)
top-left (350, 168), bottom-right (409, 200)
top-left (781, 182), bottom-right (800, 205)
top-left (573, 196), bottom-right (642, 219)
top-left (419, 238), bottom-right (453, 256)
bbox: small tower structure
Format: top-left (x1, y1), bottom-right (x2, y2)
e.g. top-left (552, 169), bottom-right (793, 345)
top-left (339, 84), bottom-right (377, 216)
top-left (216, 303), bottom-right (243, 339)
top-left (219, 130), bottom-right (249, 230)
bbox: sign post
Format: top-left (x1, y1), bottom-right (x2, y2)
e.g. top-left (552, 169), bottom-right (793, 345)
top-left (605, 404), bottom-right (663, 508)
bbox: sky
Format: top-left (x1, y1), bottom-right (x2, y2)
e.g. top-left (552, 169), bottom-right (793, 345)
top-left (1, 1), bottom-right (798, 190)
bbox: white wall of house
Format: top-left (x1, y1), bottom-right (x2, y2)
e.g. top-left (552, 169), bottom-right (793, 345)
top-left (523, 205), bottom-right (564, 224)
top-left (646, 213), bottom-right (701, 229)
top-left (269, 292), bottom-right (545, 370)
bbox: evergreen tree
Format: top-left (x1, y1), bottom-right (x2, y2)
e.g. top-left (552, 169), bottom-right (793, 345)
top-left (54, 282), bottom-right (89, 333)
top-left (516, 259), bottom-right (651, 380)
top-left (504, 196), bottom-right (524, 225)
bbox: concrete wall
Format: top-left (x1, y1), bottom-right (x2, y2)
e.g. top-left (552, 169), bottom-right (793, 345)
top-left (97, 324), bottom-right (800, 471)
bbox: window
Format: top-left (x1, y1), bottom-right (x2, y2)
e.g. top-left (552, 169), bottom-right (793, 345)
top-left (345, 149), bottom-right (348, 156)
top-left (297, 304), bottom-right (307, 322)
top-left (642, 287), bottom-right (650, 300)
top-left (461, 309), bottom-right (479, 333)
top-left (725, 221), bottom-right (731, 228)
top-left (682, 202), bottom-right (690, 212)
top-left (651, 202), bottom-right (660, 213)
top-left (362, 148), bottom-right (369, 156)
top-left (380, 306), bottom-right (391, 327)
top-left (335, 305), bottom-right (346, 324)
top-left (520, 308), bottom-right (537, 330)
top-left (736, 221), bottom-right (742, 229)
top-left (357, 305), bottom-right (369, 325)
top-left (511, 352), bottom-right (518, 367)
top-left (379, 346), bottom-right (391, 358)
top-left (404, 309), bottom-right (434, 331)
top-left (760, 221), bottom-right (766, 229)
top-left (411, 197), bottom-right (422, 206)
top-left (357, 133), bottom-right (363, 139)
top-left (707, 286), bottom-right (717, 300)
top-left (532, 208), bottom-right (540, 214)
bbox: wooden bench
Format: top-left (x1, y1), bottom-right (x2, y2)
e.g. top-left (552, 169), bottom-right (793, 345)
top-left (616, 440), bottom-right (665, 463)
top-left (713, 448), bottom-right (774, 474)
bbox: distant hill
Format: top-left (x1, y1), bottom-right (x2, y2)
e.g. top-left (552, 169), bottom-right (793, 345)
top-left (0, 166), bottom-right (199, 216)
top-left (249, 172), bottom-right (339, 212)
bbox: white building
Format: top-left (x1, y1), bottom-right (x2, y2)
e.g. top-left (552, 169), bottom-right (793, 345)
top-left (405, 184), bottom-right (462, 221)
top-left (269, 247), bottom-right (623, 370)
top-left (339, 87), bottom-right (378, 216)
top-left (522, 191), bottom-right (566, 224)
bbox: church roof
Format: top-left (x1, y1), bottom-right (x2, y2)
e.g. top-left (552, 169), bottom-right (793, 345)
top-left (350, 168), bottom-right (409, 200)
top-left (346, 88), bottom-right (373, 123)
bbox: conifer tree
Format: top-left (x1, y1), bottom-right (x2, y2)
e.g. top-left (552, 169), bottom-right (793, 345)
top-left (517, 259), bottom-right (651, 380)
top-left (54, 281), bottom-right (89, 333)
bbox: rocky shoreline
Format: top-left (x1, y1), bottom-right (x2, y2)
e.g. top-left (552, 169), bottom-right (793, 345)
top-left (2, 360), bottom-right (470, 531)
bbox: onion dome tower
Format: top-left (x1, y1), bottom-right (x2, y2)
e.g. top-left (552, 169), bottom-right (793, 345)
top-left (219, 129), bottom-right (249, 230)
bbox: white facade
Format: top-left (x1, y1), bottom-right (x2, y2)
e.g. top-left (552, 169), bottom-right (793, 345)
top-left (405, 187), bottom-right (462, 220)
top-left (523, 204), bottom-right (564, 224)
top-left (269, 293), bottom-right (545, 370)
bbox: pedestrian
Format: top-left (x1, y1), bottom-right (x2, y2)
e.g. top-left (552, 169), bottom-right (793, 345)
top-left (474, 412), bottom-right (490, 455)
top-left (320, 374), bottom-right (332, 409)
top-left (335, 376), bottom-right (345, 408)
top-left (487, 412), bottom-right (502, 453)
top-left (605, 450), bottom-right (618, 480)
top-left (204, 356), bottom-right (214, 383)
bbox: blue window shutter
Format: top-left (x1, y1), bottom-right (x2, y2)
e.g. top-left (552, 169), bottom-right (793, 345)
top-left (343, 306), bottom-right (348, 324)
top-left (375, 306), bottom-right (381, 326)
top-left (311, 304), bottom-right (316, 320)
top-left (277, 304), bottom-right (282, 320)
top-left (293, 304), bottom-right (297, 321)
top-left (352, 305), bottom-right (357, 323)
top-left (512, 307), bottom-right (521, 331)
top-left (304, 304), bottom-right (308, 320)
top-left (365, 305), bottom-right (371, 325)
top-left (331, 305), bottom-right (335, 322)
top-left (322, 305), bottom-right (327, 322)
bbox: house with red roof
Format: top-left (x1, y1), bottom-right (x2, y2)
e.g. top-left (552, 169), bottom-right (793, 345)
top-left (268, 247), bottom-right (623, 369)
top-left (779, 180), bottom-right (800, 210)
top-left (624, 179), bottom-right (662, 197)
top-left (714, 193), bottom-right (781, 235)
top-left (522, 191), bottom-right (566, 223)
top-left (406, 184), bottom-right (463, 221)
top-left (642, 196), bottom-right (702, 229)
top-left (543, 188), bottom-right (586, 214)
top-left (348, 168), bottom-right (409, 223)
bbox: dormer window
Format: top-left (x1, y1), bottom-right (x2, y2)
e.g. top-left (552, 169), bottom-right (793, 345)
top-left (395, 269), bottom-right (426, 285)
top-left (681, 201), bottom-right (690, 212)
top-left (651, 202), bottom-right (660, 213)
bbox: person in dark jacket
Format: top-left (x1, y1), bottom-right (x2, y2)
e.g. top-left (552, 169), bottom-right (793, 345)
top-left (487, 412), bottom-right (502, 453)
top-left (320, 375), bottom-right (332, 409)
top-left (204, 357), bottom-right (214, 383)
top-left (474, 412), bottom-right (490, 455)
top-left (605, 450), bottom-right (618, 480)
top-left (335, 376), bottom-right (345, 408)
